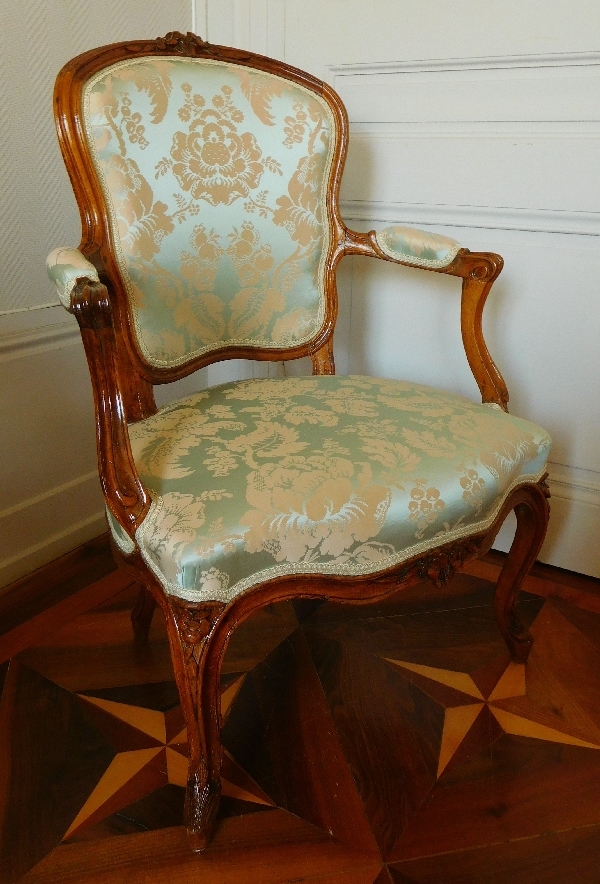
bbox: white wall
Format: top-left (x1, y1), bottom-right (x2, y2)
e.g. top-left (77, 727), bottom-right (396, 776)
top-left (201, 0), bottom-right (600, 577)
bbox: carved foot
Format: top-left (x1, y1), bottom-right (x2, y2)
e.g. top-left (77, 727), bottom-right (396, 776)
top-left (185, 773), bottom-right (221, 851)
top-left (501, 614), bottom-right (533, 664)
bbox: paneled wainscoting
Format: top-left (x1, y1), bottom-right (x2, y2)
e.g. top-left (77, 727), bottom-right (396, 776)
top-left (1, 538), bottom-right (600, 883)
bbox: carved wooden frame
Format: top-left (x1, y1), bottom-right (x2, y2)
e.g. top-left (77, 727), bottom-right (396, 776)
top-left (54, 32), bottom-right (550, 850)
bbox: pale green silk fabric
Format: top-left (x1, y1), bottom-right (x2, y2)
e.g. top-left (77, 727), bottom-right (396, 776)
top-left (46, 248), bottom-right (100, 309)
top-left (376, 226), bottom-right (460, 268)
top-left (125, 375), bottom-right (551, 602)
top-left (83, 58), bottom-right (335, 367)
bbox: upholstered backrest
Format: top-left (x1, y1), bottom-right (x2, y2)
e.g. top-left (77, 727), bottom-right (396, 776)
top-left (82, 56), bottom-right (336, 369)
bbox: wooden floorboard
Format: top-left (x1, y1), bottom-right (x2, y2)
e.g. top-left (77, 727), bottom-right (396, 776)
top-left (2, 546), bottom-right (600, 883)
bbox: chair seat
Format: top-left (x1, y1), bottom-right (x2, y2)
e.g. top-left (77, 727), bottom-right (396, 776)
top-left (117, 375), bottom-right (551, 602)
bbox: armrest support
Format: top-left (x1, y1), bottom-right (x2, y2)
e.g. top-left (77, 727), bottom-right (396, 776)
top-left (342, 225), bottom-right (509, 411)
top-left (71, 279), bottom-right (150, 540)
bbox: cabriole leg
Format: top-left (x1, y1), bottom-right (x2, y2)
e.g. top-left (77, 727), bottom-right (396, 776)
top-left (165, 597), bottom-right (226, 850)
top-left (493, 481), bottom-right (550, 663)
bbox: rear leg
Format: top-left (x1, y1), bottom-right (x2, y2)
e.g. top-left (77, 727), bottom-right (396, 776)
top-left (131, 585), bottom-right (157, 642)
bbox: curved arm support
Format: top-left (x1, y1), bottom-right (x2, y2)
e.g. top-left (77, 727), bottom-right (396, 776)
top-left (71, 280), bottom-right (150, 538)
top-left (454, 251), bottom-right (508, 410)
top-left (341, 226), bottom-right (509, 410)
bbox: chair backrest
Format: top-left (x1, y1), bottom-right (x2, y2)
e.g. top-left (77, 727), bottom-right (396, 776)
top-left (55, 34), bottom-right (347, 378)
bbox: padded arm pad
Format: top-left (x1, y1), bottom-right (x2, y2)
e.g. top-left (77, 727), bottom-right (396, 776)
top-left (46, 247), bottom-right (100, 309)
top-left (375, 225), bottom-right (460, 269)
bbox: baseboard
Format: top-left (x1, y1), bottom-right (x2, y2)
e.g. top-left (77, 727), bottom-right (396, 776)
top-left (0, 467), bottom-right (106, 589)
top-left (0, 532), bottom-right (131, 663)
top-left (0, 512), bottom-right (107, 590)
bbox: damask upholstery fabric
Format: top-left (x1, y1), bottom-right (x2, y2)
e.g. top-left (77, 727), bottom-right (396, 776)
top-left (122, 375), bottom-right (551, 603)
top-left (46, 248), bottom-right (100, 309)
top-left (375, 226), bottom-right (461, 269)
top-left (83, 58), bottom-right (336, 367)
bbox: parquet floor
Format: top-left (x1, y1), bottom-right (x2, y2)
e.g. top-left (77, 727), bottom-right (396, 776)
top-left (2, 552), bottom-right (600, 883)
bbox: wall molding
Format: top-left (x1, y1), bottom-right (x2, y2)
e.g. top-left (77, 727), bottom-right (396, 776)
top-left (0, 471), bottom-right (98, 521)
top-left (0, 321), bottom-right (80, 362)
top-left (339, 199), bottom-right (600, 236)
top-left (329, 51), bottom-right (600, 77)
top-left (0, 470), bottom-right (105, 589)
top-left (0, 512), bottom-right (107, 590)
top-left (548, 463), bottom-right (600, 508)
top-left (349, 121), bottom-right (600, 139)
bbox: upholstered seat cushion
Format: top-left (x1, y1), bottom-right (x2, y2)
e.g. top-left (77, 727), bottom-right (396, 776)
top-left (121, 375), bottom-right (551, 602)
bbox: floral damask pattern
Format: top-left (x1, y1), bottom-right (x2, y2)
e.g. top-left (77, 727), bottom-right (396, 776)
top-left (273, 153), bottom-right (325, 246)
top-left (104, 155), bottom-right (174, 261)
top-left (165, 83), bottom-right (266, 206)
top-left (84, 58), bottom-right (334, 366)
top-left (128, 376), bottom-right (551, 603)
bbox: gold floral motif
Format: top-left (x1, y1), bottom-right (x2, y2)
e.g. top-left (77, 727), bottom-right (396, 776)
top-left (224, 224), bottom-right (284, 339)
top-left (164, 83), bottom-right (265, 206)
top-left (241, 455), bottom-right (391, 562)
top-left (359, 438), bottom-right (421, 473)
top-left (103, 155), bottom-right (174, 260)
top-left (447, 412), bottom-right (542, 480)
top-left (401, 428), bottom-right (457, 458)
top-left (408, 481), bottom-right (446, 539)
top-left (197, 568), bottom-right (230, 595)
top-left (89, 61), bottom-right (174, 155)
top-left (460, 469), bottom-right (486, 514)
top-left (226, 421), bottom-right (308, 463)
top-left (273, 153), bottom-right (324, 246)
top-left (238, 68), bottom-right (285, 126)
top-left (282, 99), bottom-right (326, 150)
top-left (224, 377), bottom-right (321, 401)
top-left (271, 307), bottom-right (316, 344)
top-left (130, 405), bottom-right (246, 480)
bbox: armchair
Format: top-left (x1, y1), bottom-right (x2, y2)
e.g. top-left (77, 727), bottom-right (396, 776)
top-left (47, 32), bottom-right (551, 850)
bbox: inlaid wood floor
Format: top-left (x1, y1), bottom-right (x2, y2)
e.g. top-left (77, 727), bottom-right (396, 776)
top-left (2, 554), bottom-right (600, 883)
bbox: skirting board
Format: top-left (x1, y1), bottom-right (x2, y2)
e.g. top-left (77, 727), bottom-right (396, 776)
top-left (0, 512), bottom-right (107, 590)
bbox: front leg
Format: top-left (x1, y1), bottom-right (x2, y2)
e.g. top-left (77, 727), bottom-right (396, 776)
top-left (493, 480), bottom-right (550, 663)
top-left (165, 596), bottom-right (226, 850)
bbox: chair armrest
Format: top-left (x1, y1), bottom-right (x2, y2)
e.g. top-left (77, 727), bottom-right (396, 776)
top-left (46, 247), bottom-right (101, 310)
top-left (341, 224), bottom-right (509, 411)
top-left (70, 278), bottom-right (151, 540)
top-left (374, 225), bottom-right (461, 269)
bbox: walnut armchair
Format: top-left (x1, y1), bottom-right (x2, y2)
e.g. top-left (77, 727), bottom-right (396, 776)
top-left (47, 32), bottom-right (551, 850)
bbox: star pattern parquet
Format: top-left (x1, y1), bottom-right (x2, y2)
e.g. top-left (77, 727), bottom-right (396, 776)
top-left (2, 564), bottom-right (600, 882)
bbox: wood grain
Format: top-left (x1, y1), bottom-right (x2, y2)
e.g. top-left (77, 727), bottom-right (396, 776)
top-left (20, 810), bottom-right (383, 884)
top-left (5, 559), bottom-right (600, 880)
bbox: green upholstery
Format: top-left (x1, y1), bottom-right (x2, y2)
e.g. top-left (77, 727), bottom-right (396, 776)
top-left (83, 58), bottom-right (336, 367)
top-left (125, 375), bottom-right (551, 603)
top-left (46, 247), bottom-right (100, 308)
top-left (375, 226), bottom-right (460, 268)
